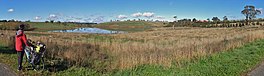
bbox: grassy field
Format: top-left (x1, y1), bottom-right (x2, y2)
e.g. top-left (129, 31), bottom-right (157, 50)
top-left (1, 22), bottom-right (264, 75)
top-left (26, 22), bottom-right (78, 31)
top-left (2, 33), bottom-right (264, 75)
top-left (93, 21), bottom-right (167, 32)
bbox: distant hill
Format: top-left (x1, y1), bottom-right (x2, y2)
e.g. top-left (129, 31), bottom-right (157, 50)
top-left (93, 21), bottom-right (167, 32)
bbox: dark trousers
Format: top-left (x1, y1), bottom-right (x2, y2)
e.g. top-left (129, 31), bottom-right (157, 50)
top-left (17, 51), bottom-right (24, 70)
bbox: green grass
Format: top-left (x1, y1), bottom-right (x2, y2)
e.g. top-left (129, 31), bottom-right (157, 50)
top-left (26, 22), bottom-right (78, 31)
top-left (1, 38), bottom-right (264, 76)
top-left (94, 21), bottom-right (166, 32)
top-left (55, 67), bottom-right (100, 76)
top-left (0, 46), bottom-right (17, 71)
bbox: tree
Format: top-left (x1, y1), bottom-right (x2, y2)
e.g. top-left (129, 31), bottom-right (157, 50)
top-left (192, 18), bottom-right (197, 22)
top-left (25, 20), bottom-right (31, 22)
top-left (173, 16), bottom-right (177, 29)
top-left (50, 20), bottom-right (54, 23)
top-left (241, 5), bottom-right (262, 25)
top-left (223, 16), bottom-right (229, 27)
top-left (0, 20), bottom-right (7, 22)
top-left (173, 16), bottom-right (177, 21)
top-left (207, 18), bottom-right (210, 22)
top-left (45, 21), bottom-right (49, 23)
top-left (8, 19), bottom-right (15, 22)
top-left (212, 17), bottom-right (220, 22)
top-left (223, 16), bottom-right (228, 21)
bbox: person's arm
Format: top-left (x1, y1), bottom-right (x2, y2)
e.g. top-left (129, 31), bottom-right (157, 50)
top-left (22, 34), bottom-right (29, 46)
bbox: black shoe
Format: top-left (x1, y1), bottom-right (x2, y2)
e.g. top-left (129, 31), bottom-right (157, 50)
top-left (17, 68), bottom-right (22, 71)
top-left (18, 66), bottom-right (22, 71)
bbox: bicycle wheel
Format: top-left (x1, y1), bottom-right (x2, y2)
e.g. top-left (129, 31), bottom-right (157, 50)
top-left (40, 57), bottom-right (45, 70)
top-left (34, 55), bottom-right (45, 70)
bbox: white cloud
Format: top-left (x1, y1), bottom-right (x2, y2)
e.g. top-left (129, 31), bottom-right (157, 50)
top-left (35, 16), bottom-right (42, 20)
top-left (91, 16), bottom-right (106, 23)
top-left (8, 8), bottom-right (14, 13)
top-left (143, 12), bottom-right (155, 18)
top-left (67, 19), bottom-right (86, 23)
top-left (117, 15), bottom-right (128, 19)
top-left (131, 12), bottom-right (142, 18)
top-left (49, 14), bottom-right (57, 18)
top-left (65, 15), bottom-right (106, 23)
top-left (47, 14), bottom-right (58, 20)
top-left (257, 8), bottom-right (263, 11)
top-left (257, 8), bottom-right (263, 15)
top-left (156, 16), bottom-right (165, 19)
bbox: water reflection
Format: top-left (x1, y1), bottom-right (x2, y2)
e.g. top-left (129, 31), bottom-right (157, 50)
top-left (51, 28), bottom-right (126, 34)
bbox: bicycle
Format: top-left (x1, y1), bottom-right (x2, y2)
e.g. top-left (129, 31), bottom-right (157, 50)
top-left (24, 43), bottom-right (46, 70)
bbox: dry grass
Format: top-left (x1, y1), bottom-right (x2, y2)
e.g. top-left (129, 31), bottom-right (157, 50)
top-left (105, 27), bottom-right (264, 69)
top-left (2, 27), bottom-right (264, 71)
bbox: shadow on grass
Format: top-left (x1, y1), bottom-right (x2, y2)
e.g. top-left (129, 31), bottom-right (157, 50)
top-left (45, 60), bottom-right (69, 72)
top-left (0, 46), bottom-right (16, 54)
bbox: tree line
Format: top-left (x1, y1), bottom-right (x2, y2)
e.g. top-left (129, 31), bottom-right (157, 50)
top-left (168, 5), bottom-right (262, 28)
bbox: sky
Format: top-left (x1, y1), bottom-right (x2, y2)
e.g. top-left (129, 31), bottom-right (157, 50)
top-left (0, 0), bottom-right (263, 23)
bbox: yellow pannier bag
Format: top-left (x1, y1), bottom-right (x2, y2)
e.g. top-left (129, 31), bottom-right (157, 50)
top-left (36, 46), bottom-right (41, 53)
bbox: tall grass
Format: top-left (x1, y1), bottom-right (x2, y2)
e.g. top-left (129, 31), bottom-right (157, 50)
top-left (103, 27), bottom-right (264, 69)
top-left (0, 30), bottom-right (15, 48)
top-left (2, 27), bottom-right (264, 72)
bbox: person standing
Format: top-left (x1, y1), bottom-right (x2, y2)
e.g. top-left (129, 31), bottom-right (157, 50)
top-left (15, 24), bottom-right (28, 71)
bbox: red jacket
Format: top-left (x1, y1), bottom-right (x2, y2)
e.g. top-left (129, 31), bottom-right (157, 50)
top-left (15, 30), bottom-right (28, 51)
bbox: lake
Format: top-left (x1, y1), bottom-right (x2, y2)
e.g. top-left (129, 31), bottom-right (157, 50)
top-left (50, 28), bottom-right (126, 34)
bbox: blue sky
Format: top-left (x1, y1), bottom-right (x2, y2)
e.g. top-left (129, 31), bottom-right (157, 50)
top-left (0, 0), bottom-right (263, 23)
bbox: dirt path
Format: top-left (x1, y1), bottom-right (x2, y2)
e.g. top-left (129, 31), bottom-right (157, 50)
top-left (248, 62), bottom-right (264, 76)
top-left (0, 63), bottom-right (16, 76)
